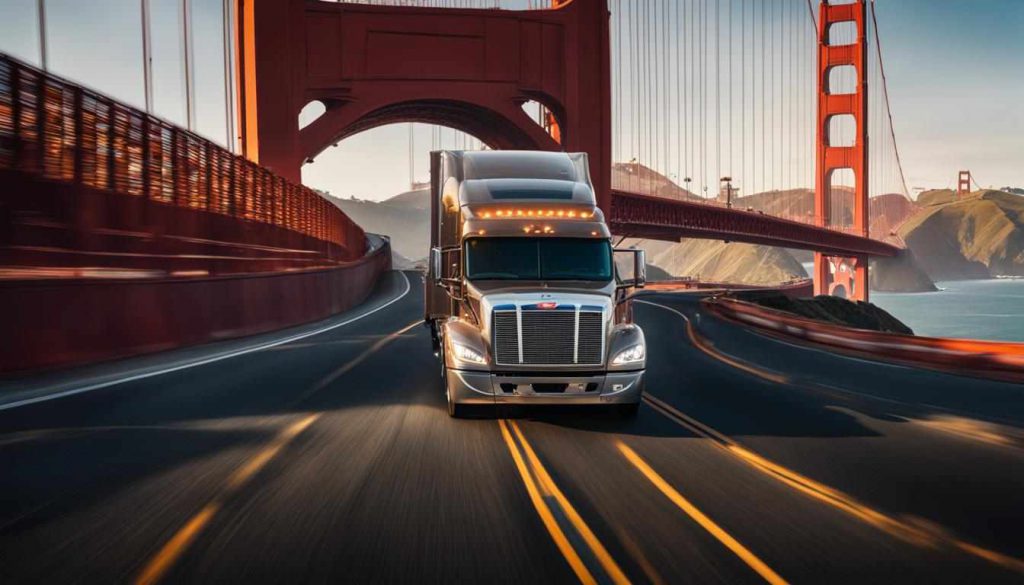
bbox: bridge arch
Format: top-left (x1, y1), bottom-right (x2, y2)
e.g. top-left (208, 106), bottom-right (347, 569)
top-left (237, 0), bottom-right (610, 210)
top-left (301, 98), bottom-right (560, 163)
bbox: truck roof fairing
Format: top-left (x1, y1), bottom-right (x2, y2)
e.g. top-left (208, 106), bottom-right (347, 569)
top-left (458, 150), bottom-right (592, 187)
top-left (460, 178), bottom-right (596, 207)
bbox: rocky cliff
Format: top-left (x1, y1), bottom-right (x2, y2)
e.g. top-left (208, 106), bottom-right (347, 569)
top-left (899, 190), bottom-right (1024, 280)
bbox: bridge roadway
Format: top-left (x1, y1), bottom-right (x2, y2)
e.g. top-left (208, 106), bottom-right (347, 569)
top-left (1, 271), bottom-right (1023, 584)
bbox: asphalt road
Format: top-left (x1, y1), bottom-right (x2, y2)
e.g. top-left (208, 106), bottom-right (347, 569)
top-left (2, 270), bottom-right (1023, 584)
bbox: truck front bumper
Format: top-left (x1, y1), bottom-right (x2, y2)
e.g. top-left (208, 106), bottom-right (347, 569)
top-left (447, 369), bottom-right (644, 406)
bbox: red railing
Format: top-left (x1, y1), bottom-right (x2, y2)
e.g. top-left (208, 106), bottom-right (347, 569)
top-left (0, 54), bottom-right (365, 267)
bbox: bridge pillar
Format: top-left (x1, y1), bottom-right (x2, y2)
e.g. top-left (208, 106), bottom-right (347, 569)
top-left (814, 0), bottom-right (869, 302)
top-left (235, 0), bottom-right (612, 212)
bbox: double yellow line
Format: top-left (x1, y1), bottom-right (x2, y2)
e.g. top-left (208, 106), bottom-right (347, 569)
top-left (501, 416), bottom-right (788, 585)
top-left (498, 419), bottom-right (630, 585)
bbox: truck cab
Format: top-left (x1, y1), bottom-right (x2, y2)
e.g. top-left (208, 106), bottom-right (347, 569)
top-left (425, 150), bottom-right (646, 417)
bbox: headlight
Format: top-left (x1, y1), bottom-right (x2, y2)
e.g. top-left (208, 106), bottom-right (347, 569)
top-left (611, 343), bottom-right (645, 365)
top-left (452, 342), bottom-right (487, 365)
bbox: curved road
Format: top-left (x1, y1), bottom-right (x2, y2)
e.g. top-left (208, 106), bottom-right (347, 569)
top-left (2, 271), bottom-right (1022, 583)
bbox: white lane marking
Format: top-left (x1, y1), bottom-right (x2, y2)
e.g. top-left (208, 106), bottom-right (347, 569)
top-left (0, 271), bottom-right (412, 412)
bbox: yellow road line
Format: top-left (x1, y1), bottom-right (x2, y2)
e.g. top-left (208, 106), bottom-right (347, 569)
top-left (499, 419), bottom-right (631, 585)
top-left (136, 413), bottom-right (319, 585)
top-left (136, 321), bottom-right (420, 584)
top-left (616, 441), bottom-right (788, 585)
top-left (134, 502), bottom-right (220, 585)
top-left (642, 392), bottom-right (1024, 575)
top-left (498, 420), bottom-right (596, 585)
top-left (507, 420), bottom-right (631, 585)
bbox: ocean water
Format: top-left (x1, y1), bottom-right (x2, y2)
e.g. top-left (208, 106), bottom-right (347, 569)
top-left (798, 262), bottom-right (1024, 341)
top-left (872, 279), bottom-right (1024, 342)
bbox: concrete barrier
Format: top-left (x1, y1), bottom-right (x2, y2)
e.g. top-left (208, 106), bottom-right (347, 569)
top-left (0, 240), bottom-right (391, 374)
top-left (703, 297), bottom-right (1024, 384)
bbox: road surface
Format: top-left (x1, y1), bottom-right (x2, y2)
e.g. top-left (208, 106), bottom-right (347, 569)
top-left (2, 270), bottom-right (1022, 583)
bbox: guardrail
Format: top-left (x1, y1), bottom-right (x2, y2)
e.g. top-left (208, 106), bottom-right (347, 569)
top-left (0, 54), bottom-right (394, 373)
top-left (703, 297), bottom-right (1024, 384)
top-left (0, 54), bottom-right (365, 270)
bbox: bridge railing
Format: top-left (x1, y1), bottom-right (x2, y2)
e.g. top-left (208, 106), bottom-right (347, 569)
top-left (0, 54), bottom-right (365, 272)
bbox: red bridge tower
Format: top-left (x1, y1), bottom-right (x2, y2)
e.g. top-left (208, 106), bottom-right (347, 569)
top-left (814, 0), bottom-right (869, 301)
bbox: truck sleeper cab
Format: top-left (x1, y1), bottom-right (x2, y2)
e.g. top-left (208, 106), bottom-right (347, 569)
top-left (425, 151), bottom-right (646, 418)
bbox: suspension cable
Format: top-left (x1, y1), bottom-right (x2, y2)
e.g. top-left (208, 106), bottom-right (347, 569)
top-left (869, 0), bottom-right (910, 198)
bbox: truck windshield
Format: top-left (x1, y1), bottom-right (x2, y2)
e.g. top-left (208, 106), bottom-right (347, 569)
top-left (465, 237), bottom-right (612, 281)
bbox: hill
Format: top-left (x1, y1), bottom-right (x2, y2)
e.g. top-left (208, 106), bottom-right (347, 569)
top-left (611, 162), bottom-right (699, 200)
top-left (631, 238), bottom-right (808, 285)
top-left (899, 190), bottom-right (1024, 280)
top-left (328, 190), bottom-right (429, 261)
top-left (917, 189), bottom-right (957, 207)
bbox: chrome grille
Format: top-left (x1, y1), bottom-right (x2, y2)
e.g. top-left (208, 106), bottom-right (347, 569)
top-left (492, 307), bottom-right (604, 366)
top-left (522, 310), bottom-right (575, 364)
top-left (577, 311), bottom-right (604, 364)
top-left (493, 311), bottom-right (520, 365)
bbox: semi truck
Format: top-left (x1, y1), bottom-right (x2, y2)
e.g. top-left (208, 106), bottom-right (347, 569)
top-left (425, 150), bottom-right (647, 417)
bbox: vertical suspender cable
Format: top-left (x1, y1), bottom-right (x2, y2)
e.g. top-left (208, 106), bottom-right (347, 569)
top-left (715, 0), bottom-right (721, 193)
top-left (142, 0), bottom-right (153, 114)
top-left (37, 0), bottom-right (48, 71)
top-left (728, 0), bottom-right (733, 179)
top-left (610, 0), bottom-right (618, 164)
top-left (627, 0), bottom-right (633, 188)
top-left (648, 0), bottom-right (654, 192)
top-left (689, 0), bottom-right (694, 193)
top-left (676, 0), bottom-right (682, 187)
top-left (870, 0), bottom-right (910, 198)
top-left (182, 0), bottom-right (196, 131)
top-left (222, 0), bottom-right (236, 152)
top-left (665, 0), bottom-right (671, 182)
top-left (701, 0), bottom-right (707, 197)
top-left (760, 0), bottom-right (765, 195)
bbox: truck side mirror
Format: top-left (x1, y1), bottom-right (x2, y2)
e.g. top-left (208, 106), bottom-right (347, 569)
top-left (634, 250), bottom-right (646, 288)
top-left (613, 248), bottom-right (646, 289)
top-left (430, 247), bottom-right (442, 286)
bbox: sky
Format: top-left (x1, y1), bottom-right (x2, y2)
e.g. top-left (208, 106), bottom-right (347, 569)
top-left (871, 0), bottom-right (1024, 192)
top-left (1, 0), bottom-right (1020, 200)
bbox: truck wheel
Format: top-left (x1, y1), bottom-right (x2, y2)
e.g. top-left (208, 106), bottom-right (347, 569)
top-left (615, 403), bottom-right (640, 418)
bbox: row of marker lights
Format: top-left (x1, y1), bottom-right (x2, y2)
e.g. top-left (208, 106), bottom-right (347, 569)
top-left (475, 226), bottom-right (599, 236)
top-left (481, 209), bottom-right (593, 219)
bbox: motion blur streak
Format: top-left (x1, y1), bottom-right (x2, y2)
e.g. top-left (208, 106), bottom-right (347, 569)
top-left (291, 319), bottom-right (421, 404)
top-left (632, 300), bottom-right (789, 385)
top-left (134, 414), bottom-right (320, 585)
top-left (642, 393), bottom-right (1024, 574)
top-left (616, 442), bottom-right (788, 585)
top-left (500, 420), bottom-right (631, 585)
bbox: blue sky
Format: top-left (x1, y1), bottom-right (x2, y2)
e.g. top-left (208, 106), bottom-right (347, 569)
top-left (872, 0), bottom-right (1024, 191)
top-left (1, 0), bottom-right (1020, 199)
